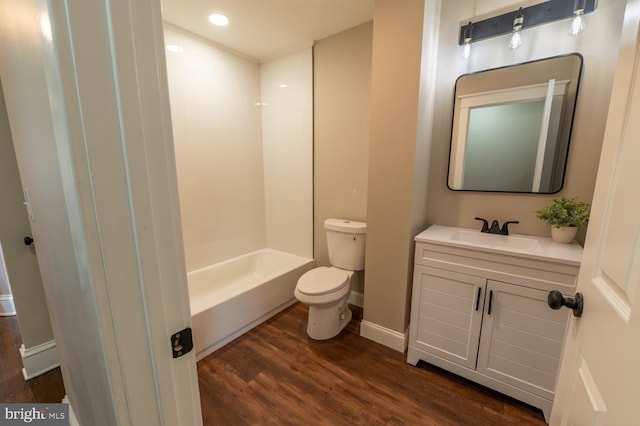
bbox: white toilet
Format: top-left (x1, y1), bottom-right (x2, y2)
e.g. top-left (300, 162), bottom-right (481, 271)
top-left (294, 218), bottom-right (366, 340)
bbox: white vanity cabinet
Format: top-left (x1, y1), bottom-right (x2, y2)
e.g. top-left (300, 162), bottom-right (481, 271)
top-left (407, 225), bottom-right (582, 423)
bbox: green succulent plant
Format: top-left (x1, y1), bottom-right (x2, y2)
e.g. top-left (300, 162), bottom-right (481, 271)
top-left (536, 196), bottom-right (590, 228)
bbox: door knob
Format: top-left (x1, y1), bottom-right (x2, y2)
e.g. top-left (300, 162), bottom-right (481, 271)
top-left (547, 290), bottom-right (583, 317)
top-left (24, 236), bottom-right (34, 246)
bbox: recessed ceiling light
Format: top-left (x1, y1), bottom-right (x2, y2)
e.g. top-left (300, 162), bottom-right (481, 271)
top-left (208, 13), bottom-right (229, 26)
top-left (166, 45), bottom-right (183, 53)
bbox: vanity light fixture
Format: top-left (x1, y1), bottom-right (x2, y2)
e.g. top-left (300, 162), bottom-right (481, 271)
top-left (508, 8), bottom-right (524, 50)
top-left (569, 0), bottom-right (587, 36)
top-left (208, 13), bottom-right (229, 26)
top-left (458, 0), bottom-right (596, 50)
top-left (461, 21), bottom-right (473, 59)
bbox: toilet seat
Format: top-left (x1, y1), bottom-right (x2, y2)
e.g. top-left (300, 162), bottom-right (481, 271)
top-left (296, 266), bottom-right (349, 296)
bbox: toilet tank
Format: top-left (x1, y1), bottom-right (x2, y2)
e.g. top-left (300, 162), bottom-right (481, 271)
top-left (324, 218), bottom-right (366, 271)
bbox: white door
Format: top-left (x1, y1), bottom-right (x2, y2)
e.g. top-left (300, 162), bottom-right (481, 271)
top-left (0, 0), bottom-right (201, 424)
top-left (550, 2), bottom-right (640, 423)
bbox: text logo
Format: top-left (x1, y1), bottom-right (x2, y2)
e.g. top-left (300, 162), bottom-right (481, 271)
top-left (0, 404), bottom-right (68, 425)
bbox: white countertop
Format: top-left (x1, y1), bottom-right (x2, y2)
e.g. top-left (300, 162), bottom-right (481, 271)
top-left (415, 224), bottom-right (583, 266)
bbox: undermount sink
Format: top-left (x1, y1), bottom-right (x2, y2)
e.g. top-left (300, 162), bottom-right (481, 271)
top-left (450, 230), bottom-right (541, 251)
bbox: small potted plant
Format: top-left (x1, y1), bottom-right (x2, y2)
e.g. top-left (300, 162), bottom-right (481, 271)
top-left (536, 196), bottom-right (590, 243)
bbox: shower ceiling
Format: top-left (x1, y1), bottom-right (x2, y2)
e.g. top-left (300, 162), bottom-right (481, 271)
top-left (161, 0), bottom-right (374, 61)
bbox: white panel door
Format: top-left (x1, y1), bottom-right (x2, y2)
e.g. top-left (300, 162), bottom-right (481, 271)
top-left (551, 2), bottom-right (640, 423)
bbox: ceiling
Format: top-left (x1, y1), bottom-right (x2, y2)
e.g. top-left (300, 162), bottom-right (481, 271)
top-left (161, 0), bottom-right (374, 62)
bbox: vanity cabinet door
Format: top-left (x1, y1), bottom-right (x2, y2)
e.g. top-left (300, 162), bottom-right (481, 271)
top-left (476, 280), bottom-right (569, 401)
top-left (410, 266), bottom-right (486, 370)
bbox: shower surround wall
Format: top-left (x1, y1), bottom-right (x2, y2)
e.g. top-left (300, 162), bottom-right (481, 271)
top-left (260, 49), bottom-right (313, 259)
top-left (164, 25), bottom-right (312, 271)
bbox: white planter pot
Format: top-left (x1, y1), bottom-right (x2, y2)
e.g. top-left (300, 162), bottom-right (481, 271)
top-left (551, 226), bottom-right (578, 244)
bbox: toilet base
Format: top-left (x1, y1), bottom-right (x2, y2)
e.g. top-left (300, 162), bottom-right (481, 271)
top-left (306, 301), bottom-right (352, 340)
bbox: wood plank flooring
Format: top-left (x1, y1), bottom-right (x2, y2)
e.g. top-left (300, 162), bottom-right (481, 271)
top-left (2, 303), bottom-right (547, 424)
top-left (197, 303), bottom-right (547, 425)
top-left (0, 316), bottom-right (65, 403)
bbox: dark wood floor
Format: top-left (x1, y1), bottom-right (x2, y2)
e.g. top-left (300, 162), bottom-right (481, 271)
top-left (0, 316), bottom-right (65, 403)
top-left (2, 304), bottom-right (547, 424)
top-left (197, 303), bottom-right (546, 425)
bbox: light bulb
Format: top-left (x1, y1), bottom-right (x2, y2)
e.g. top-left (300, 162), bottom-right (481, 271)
top-left (461, 22), bottom-right (473, 60)
top-left (508, 30), bottom-right (522, 50)
top-left (569, 10), bottom-right (585, 36)
top-left (508, 8), bottom-right (524, 51)
top-left (462, 40), bottom-right (471, 59)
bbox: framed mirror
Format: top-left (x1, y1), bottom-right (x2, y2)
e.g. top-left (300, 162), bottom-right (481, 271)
top-left (447, 54), bottom-right (583, 193)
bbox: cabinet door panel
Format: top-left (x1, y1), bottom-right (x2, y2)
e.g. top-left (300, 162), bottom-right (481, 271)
top-left (488, 339), bottom-right (562, 383)
top-left (498, 289), bottom-right (568, 322)
top-left (411, 266), bottom-right (485, 369)
top-left (417, 328), bottom-right (471, 360)
top-left (418, 314), bottom-right (472, 344)
top-left (422, 283), bottom-right (479, 313)
top-left (419, 301), bottom-right (472, 330)
top-left (477, 280), bottom-right (569, 400)
top-left (484, 351), bottom-right (558, 394)
top-left (497, 306), bottom-right (566, 342)
top-left (491, 322), bottom-right (563, 360)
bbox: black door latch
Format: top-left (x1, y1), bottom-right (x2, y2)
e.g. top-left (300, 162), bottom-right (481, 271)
top-left (170, 327), bottom-right (193, 358)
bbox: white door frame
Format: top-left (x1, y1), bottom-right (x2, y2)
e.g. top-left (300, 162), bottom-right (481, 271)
top-left (0, 0), bottom-right (202, 424)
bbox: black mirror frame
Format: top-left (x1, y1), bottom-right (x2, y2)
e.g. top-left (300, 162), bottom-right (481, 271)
top-left (446, 53), bottom-right (584, 194)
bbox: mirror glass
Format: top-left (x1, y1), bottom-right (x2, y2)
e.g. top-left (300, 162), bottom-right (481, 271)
top-left (447, 54), bottom-right (583, 193)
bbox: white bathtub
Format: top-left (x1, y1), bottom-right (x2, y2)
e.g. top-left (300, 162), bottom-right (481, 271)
top-left (188, 248), bottom-right (314, 360)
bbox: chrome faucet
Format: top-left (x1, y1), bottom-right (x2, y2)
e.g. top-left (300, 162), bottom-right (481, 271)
top-left (474, 217), bottom-right (519, 235)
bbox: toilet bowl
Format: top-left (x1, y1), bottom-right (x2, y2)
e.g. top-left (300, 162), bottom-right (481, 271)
top-left (294, 218), bottom-right (366, 340)
top-left (294, 266), bottom-right (353, 340)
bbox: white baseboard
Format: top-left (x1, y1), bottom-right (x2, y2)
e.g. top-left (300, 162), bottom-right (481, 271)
top-left (0, 294), bottom-right (16, 316)
top-left (348, 290), bottom-right (364, 308)
top-left (62, 395), bottom-right (79, 426)
top-left (360, 320), bottom-right (408, 353)
top-left (20, 340), bottom-right (60, 380)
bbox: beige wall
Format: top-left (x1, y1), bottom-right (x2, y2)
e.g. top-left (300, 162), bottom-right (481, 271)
top-left (0, 80), bottom-right (54, 348)
top-left (427, 0), bottom-right (626, 244)
top-left (357, 0), bottom-right (625, 344)
top-left (363, 0), bottom-right (428, 334)
top-left (313, 22), bottom-right (373, 296)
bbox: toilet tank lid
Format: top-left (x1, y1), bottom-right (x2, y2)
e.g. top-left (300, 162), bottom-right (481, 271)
top-left (324, 218), bottom-right (366, 234)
